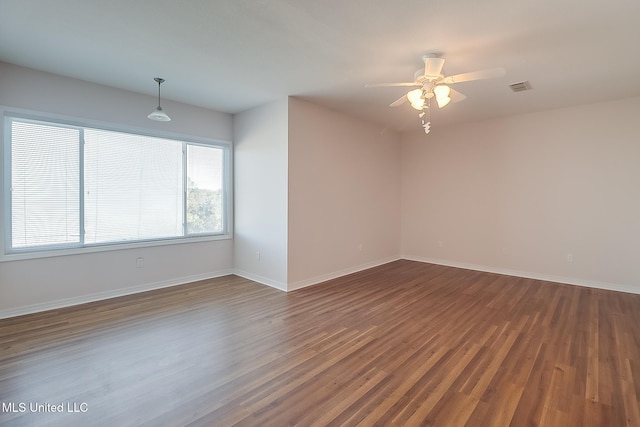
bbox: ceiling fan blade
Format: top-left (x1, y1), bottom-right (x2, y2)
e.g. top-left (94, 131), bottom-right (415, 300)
top-left (389, 95), bottom-right (407, 107)
top-left (442, 67), bottom-right (506, 84)
top-left (424, 57), bottom-right (445, 77)
top-left (450, 88), bottom-right (467, 103)
top-left (365, 82), bottom-right (420, 88)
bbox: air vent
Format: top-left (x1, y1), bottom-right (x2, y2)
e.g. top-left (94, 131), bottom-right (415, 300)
top-left (509, 81), bottom-right (532, 92)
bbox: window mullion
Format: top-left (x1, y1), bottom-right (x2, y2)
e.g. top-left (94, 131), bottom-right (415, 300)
top-left (79, 128), bottom-right (85, 246)
top-left (182, 143), bottom-right (187, 237)
top-left (4, 118), bottom-right (13, 253)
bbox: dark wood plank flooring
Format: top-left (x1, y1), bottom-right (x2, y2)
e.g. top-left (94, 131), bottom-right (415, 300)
top-left (1, 260), bottom-right (639, 426)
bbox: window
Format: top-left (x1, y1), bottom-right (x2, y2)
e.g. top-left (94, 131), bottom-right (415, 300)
top-left (5, 115), bottom-right (230, 255)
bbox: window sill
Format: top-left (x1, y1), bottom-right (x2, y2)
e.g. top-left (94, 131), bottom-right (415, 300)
top-left (0, 233), bottom-right (232, 263)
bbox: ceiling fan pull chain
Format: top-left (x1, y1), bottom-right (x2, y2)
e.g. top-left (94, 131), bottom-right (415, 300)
top-left (419, 99), bottom-right (432, 134)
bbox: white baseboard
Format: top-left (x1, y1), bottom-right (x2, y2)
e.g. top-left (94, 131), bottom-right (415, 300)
top-left (3, 256), bottom-right (636, 320)
top-left (402, 255), bottom-right (639, 295)
top-left (286, 255), bottom-right (402, 291)
top-left (232, 270), bottom-right (287, 291)
top-left (0, 269), bottom-right (234, 320)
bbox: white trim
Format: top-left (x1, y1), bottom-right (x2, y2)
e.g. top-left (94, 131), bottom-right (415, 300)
top-left (233, 269), bottom-right (287, 291)
top-left (402, 255), bottom-right (640, 295)
top-left (286, 255), bottom-right (402, 291)
top-left (0, 234), bottom-right (232, 262)
top-left (0, 269), bottom-right (234, 320)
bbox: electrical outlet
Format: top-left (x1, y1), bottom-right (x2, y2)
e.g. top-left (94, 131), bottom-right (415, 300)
top-left (136, 257), bottom-right (144, 268)
top-left (567, 253), bottom-right (574, 263)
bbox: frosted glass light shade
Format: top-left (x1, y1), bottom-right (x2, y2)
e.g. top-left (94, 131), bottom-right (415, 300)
top-left (148, 107), bottom-right (171, 122)
top-left (407, 89), bottom-right (422, 103)
top-left (407, 88), bottom-right (425, 110)
top-left (436, 96), bottom-right (451, 108)
top-left (434, 85), bottom-right (451, 108)
top-left (433, 85), bottom-right (450, 98)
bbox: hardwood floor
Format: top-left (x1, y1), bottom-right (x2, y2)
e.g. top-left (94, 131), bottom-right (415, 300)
top-left (1, 260), bottom-right (639, 426)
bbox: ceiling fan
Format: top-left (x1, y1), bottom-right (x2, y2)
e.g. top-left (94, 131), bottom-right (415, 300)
top-left (366, 54), bottom-right (505, 133)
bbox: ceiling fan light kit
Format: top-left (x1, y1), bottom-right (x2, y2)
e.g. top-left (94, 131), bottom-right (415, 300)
top-left (407, 88), bottom-right (425, 110)
top-left (433, 85), bottom-right (451, 108)
top-left (366, 54), bottom-right (505, 135)
top-left (148, 77), bottom-right (171, 122)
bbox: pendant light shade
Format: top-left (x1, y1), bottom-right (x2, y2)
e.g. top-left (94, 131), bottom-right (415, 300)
top-left (148, 77), bottom-right (171, 121)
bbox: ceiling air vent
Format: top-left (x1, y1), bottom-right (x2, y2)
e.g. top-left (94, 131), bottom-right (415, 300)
top-left (509, 81), bottom-right (532, 92)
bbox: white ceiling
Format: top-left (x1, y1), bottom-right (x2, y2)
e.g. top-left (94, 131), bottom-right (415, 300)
top-left (1, 0), bottom-right (639, 132)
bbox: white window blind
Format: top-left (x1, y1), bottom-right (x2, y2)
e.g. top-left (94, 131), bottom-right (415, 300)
top-left (84, 129), bottom-right (183, 244)
top-left (6, 116), bottom-right (229, 255)
top-left (11, 121), bottom-right (80, 248)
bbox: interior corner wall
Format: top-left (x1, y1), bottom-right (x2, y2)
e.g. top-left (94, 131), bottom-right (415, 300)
top-left (401, 96), bottom-right (640, 293)
top-left (233, 99), bottom-right (289, 290)
top-left (0, 62), bottom-right (235, 318)
top-left (287, 98), bottom-right (402, 289)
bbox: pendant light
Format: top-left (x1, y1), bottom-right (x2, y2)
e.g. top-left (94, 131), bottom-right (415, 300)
top-left (148, 77), bottom-right (171, 121)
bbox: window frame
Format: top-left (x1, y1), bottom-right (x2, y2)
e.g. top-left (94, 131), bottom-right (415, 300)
top-left (1, 108), bottom-right (233, 262)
